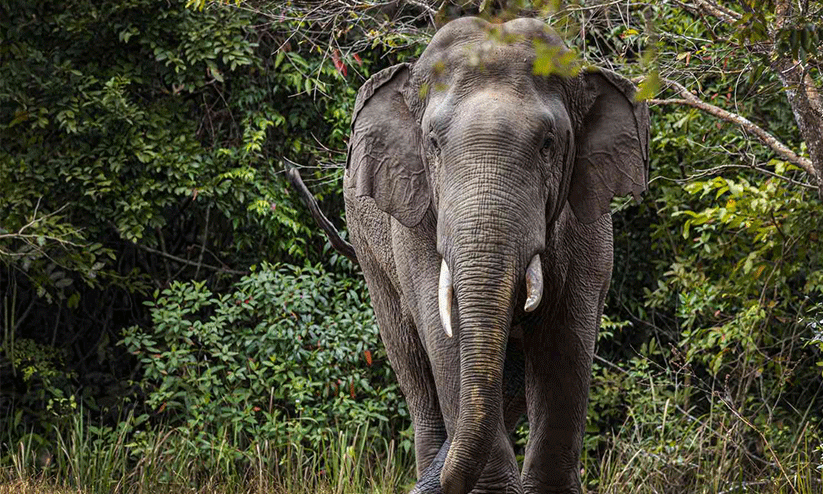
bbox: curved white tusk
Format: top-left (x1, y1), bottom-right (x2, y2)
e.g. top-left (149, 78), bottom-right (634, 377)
top-left (524, 254), bottom-right (543, 313)
top-left (438, 259), bottom-right (454, 338)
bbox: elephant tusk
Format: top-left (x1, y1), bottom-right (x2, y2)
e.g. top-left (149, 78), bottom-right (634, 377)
top-left (524, 254), bottom-right (543, 312)
top-left (438, 259), bottom-right (454, 338)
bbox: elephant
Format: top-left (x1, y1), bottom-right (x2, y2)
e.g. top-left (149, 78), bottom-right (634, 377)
top-left (291, 16), bottom-right (649, 494)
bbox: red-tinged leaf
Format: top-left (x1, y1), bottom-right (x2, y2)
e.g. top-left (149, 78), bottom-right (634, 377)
top-left (158, 402), bottom-right (167, 413)
top-left (350, 381), bottom-right (355, 398)
top-left (353, 53), bottom-right (362, 66)
top-left (253, 406), bottom-right (261, 412)
top-left (332, 50), bottom-right (347, 76)
top-left (364, 350), bottom-right (372, 366)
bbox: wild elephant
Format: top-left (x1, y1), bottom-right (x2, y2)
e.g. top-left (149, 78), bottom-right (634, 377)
top-left (289, 16), bottom-right (649, 494)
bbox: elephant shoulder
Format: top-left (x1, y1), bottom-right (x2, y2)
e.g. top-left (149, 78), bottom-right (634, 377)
top-left (343, 185), bottom-right (394, 265)
top-left (554, 204), bottom-right (613, 280)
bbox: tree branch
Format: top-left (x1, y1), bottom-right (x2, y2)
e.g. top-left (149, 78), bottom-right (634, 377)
top-left (651, 78), bottom-right (817, 180)
top-left (680, 163), bottom-right (817, 189)
top-left (135, 244), bottom-right (247, 276)
top-left (285, 166), bottom-right (358, 264)
top-left (692, 0), bottom-right (741, 23)
top-left (771, 59), bottom-right (823, 200)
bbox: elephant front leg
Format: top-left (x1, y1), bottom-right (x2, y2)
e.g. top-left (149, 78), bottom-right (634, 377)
top-left (352, 244), bottom-right (447, 479)
top-left (520, 305), bottom-right (599, 494)
top-left (379, 307), bottom-right (447, 479)
top-left (410, 439), bottom-right (449, 494)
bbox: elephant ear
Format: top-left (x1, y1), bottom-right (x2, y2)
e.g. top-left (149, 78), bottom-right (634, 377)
top-left (346, 63), bottom-right (429, 228)
top-left (568, 68), bottom-right (650, 224)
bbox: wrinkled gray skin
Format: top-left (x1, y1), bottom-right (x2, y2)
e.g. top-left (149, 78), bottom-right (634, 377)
top-left (343, 17), bottom-right (649, 494)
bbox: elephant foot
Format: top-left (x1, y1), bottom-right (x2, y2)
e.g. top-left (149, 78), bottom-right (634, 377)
top-left (471, 470), bottom-right (524, 494)
top-left (522, 477), bottom-right (582, 494)
top-left (409, 482), bottom-right (443, 494)
top-left (523, 489), bottom-right (580, 494)
top-left (409, 439), bottom-right (449, 494)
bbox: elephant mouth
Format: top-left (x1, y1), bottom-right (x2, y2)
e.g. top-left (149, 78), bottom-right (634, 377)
top-left (437, 253), bottom-right (543, 338)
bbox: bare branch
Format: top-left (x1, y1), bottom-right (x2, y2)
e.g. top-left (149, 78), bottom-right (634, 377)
top-left (0, 232), bottom-right (86, 247)
top-left (651, 78), bottom-right (817, 180)
top-left (135, 244), bottom-right (248, 276)
top-left (404, 0), bottom-right (436, 17)
top-left (285, 165), bottom-right (358, 265)
top-left (680, 163), bottom-right (817, 190)
top-left (692, 0), bottom-right (741, 23)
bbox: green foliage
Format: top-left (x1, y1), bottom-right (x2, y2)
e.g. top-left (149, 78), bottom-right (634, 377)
top-left (0, 0), bottom-right (320, 269)
top-left (122, 263), bottom-right (408, 457)
top-left (662, 175), bottom-right (822, 373)
top-left (586, 355), bottom-right (823, 492)
top-left (637, 0), bottom-right (822, 412)
top-left (0, 0), bottom-right (395, 451)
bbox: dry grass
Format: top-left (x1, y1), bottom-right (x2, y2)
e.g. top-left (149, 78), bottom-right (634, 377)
top-left (0, 479), bottom-right (87, 494)
top-left (0, 477), bottom-right (376, 494)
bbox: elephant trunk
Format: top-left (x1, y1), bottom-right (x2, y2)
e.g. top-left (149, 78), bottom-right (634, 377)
top-left (439, 247), bottom-right (516, 494)
top-left (435, 141), bottom-right (546, 493)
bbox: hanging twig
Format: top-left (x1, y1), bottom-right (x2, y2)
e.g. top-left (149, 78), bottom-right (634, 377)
top-left (195, 205), bottom-right (211, 279)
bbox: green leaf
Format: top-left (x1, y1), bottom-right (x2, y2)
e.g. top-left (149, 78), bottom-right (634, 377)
top-left (635, 71), bottom-right (660, 101)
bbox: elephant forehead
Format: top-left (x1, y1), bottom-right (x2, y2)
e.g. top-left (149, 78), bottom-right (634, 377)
top-left (427, 17), bottom-right (565, 53)
top-left (417, 18), bottom-right (570, 94)
top-left (449, 90), bottom-right (551, 136)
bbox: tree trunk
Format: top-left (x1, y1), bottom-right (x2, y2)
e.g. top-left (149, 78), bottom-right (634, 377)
top-left (771, 0), bottom-right (823, 199)
top-left (771, 57), bottom-right (823, 200)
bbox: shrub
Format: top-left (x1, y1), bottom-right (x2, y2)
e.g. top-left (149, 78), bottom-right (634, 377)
top-left (121, 262), bottom-right (409, 464)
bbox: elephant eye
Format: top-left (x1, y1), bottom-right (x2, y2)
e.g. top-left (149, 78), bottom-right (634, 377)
top-left (541, 134), bottom-right (554, 152)
top-left (428, 133), bottom-right (440, 151)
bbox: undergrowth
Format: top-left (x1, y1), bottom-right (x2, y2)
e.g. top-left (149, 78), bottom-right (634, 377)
top-left (1, 410), bottom-right (414, 494)
top-left (3, 389), bottom-right (820, 494)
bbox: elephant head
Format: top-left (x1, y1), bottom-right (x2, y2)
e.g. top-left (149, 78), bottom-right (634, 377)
top-left (346, 17), bottom-right (649, 493)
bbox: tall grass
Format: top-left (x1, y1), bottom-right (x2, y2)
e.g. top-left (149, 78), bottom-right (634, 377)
top-left (1, 410), bottom-right (414, 494)
top-left (2, 403), bottom-right (820, 493)
top-left (585, 395), bottom-right (823, 494)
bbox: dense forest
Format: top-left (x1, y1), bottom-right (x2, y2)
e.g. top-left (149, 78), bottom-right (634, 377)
top-left (1, 0), bottom-right (822, 492)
